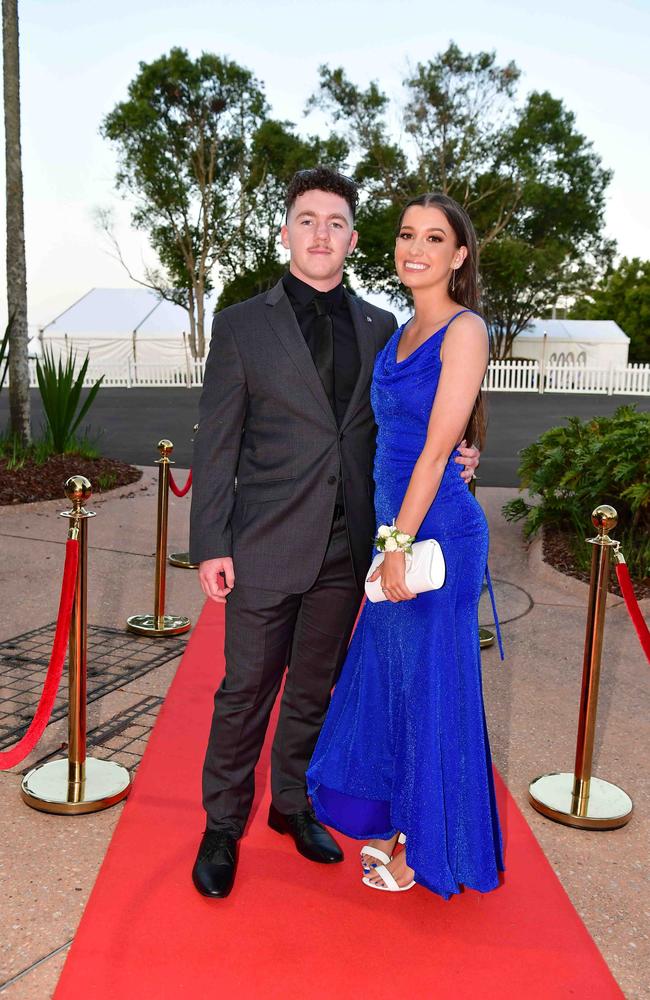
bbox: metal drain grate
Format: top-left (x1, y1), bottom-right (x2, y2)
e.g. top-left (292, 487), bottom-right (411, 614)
top-left (21, 694), bottom-right (166, 774)
top-left (0, 624), bottom-right (186, 750)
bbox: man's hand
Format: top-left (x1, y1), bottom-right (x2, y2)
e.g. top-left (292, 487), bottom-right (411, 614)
top-left (454, 439), bottom-right (480, 483)
top-left (199, 557), bottom-right (235, 604)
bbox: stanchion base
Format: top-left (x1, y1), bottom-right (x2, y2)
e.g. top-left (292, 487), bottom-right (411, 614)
top-left (168, 551), bottom-right (198, 569)
top-left (21, 756), bottom-right (131, 815)
top-left (528, 772), bottom-right (633, 830)
top-left (479, 628), bottom-right (495, 649)
top-left (126, 613), bottom-right (191, 636)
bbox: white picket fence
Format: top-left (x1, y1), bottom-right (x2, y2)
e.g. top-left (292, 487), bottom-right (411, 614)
top-left (25, 357), bottom-right (207, 389)
top-left (480, 360), bottom-right (650, 395)
top-left (23, 357), bottom-right (650, 395)
top-left (484, 360), bottom-right (539, 392)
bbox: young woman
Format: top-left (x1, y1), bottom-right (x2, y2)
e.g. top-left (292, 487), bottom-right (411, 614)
top-left (306, 192), bottom-right (504, 897)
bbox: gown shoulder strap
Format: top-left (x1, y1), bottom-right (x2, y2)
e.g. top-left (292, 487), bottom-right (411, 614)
top-left (445, 308), bottom-right (475, 329)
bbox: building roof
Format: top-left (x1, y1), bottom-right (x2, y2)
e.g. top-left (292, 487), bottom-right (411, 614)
top-left (40, 288), bottom-right (216, 339)
top-left (518, 319), bottom-right (630, 344)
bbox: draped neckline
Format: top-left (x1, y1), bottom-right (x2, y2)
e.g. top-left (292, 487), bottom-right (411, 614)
top-left (393, 310), bottom-right (471, 367)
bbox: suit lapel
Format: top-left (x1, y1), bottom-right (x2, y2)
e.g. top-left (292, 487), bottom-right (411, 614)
top-left (340, 292), bottom-right (376, 431)
top-left (264, 279), bottom-right (337, 426)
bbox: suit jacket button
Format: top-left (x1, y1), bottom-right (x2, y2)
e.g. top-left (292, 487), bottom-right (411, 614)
top-left (327, 475), bottom-right (337, 485)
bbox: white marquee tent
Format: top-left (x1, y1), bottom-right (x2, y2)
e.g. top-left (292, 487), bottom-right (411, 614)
top-left (37, 288), bottom-right (215, 367)
top-left (510, 319), bottom-right (630, 367)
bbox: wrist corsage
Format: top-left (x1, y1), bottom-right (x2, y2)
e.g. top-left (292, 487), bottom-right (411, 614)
top-left (374, 521), bottom-right (416, 554)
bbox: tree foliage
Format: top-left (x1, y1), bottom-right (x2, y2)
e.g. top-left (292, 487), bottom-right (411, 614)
top-left (102, 48), bottom-right (268, 357)
top-left (101, 42), bottom-right (614, 360)
top-left (102, 49), bottom-right (349, 350)
top-left (570, 257), bottom-right (650, 364)
top-left (308, 44), bottom-right (614, 357)
top-left (216, 119), bottom-right (347, 308)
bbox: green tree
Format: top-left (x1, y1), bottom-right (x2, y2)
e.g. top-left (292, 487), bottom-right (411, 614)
top-left (570, 257), bottom-right (650, 363)
top-left (2, 0), bottom-right (30, 444)
top-left (101, 48), bottom-right (268, 358)
top-left (309, 44), bottom-right (613, 357)
top-left (217, 119), bottom-right (348, 308)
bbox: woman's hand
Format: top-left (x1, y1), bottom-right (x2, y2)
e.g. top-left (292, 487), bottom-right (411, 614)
top-left (368, 550), bottom-right (416, 603)
top-left (454, 439), bottom-right (479, 483)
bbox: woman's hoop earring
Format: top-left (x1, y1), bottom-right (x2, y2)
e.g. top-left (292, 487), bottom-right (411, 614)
top-left (451, 266), bottom-right (456, 294)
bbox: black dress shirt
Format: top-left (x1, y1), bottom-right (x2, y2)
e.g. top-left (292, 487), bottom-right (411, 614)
top-left (282, 271), bottom-right (360, 427)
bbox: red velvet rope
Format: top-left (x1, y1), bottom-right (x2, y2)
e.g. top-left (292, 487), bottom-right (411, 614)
top-left (168, 468), bottom-right (192, 497)
top-left (615, 562), bottom-right (650, 664)
top-left (0, 538), bottom-right (79, 770)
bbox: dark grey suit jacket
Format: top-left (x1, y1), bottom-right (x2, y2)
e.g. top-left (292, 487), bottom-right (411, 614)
top-left (189, 278), bottom-right (397, 592)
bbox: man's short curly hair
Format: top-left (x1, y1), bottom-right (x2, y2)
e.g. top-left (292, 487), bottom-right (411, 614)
top-left (285, 166), bottom-right (358, 221)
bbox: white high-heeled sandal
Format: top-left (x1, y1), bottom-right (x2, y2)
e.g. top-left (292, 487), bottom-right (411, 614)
top-left (362, 864), bottom-right (416, 892)
top-left (362, 833), bottom-right (414, 891)
top-left (360, 833), bottom-right (407, 878)
top-left (360, 845), bottom-right (392, 874)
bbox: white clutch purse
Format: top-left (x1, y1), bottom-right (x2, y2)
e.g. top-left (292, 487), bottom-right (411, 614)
top-left (364, 538), bottom-right (446, 603)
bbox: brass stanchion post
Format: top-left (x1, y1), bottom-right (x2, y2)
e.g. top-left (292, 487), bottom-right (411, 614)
top-left (169, 424), bottom-right (198, 569)
top-left (479, 628), bottom-right (496, 650)
top-left (469, 476), bottom-right (495, 649)
top-left (168, 551), bottom-right (198, 570)
top-left (127, 440), bottom-right (191, 636)
top-left (528, 505), bottom-right (633, 830)
top-left (21, 476), bottom-right (131, 814)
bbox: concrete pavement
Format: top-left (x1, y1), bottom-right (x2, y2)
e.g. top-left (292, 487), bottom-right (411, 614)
top-left (0, 475), bottom-right (648, 997)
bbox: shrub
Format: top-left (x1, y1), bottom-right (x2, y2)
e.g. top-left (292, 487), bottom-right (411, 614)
top-left (503, 405), bottom-right (650, 579)
top-left (36, 346), bottom-right (104, 453)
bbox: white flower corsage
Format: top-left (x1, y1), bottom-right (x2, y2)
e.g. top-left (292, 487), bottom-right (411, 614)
top-left (373, 521), bottom-right (416, 554)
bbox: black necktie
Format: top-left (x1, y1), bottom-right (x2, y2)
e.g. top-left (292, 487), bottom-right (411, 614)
top-left (309, 296), bottom-right (335, 410)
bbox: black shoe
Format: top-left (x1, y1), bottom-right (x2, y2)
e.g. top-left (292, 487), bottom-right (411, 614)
top-left (268, 804), bottom-right (343, 864)
top-left (192, 830), bottom-right (238, 898)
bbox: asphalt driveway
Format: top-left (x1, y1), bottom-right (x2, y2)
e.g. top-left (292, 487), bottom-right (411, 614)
top-left (1, 388), bottom-right (648, 487)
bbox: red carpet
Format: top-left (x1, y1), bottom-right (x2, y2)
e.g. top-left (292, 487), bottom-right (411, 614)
top-left (54, 600), bottom-right (623, 999)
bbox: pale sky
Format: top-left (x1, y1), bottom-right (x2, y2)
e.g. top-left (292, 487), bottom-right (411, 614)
top-left (1, 0), bottom-right (648, 333)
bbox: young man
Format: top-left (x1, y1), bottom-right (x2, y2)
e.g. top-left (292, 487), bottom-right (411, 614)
top-left (189, 167), bottom-right (479, 898)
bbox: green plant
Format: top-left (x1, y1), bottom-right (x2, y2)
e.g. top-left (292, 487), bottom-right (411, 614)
top-left (96, 471), bottom-right (118, 491)
top-left (0, 315), bottom-right (12, 396)
top-left (4, 434), bottom-right (25, 471)
top-left (0, 430), bottom-right (38, 469)
top-left (503, 406), bottom-right (650, 579)
top-left (35, 346), bottom-right (104, 453)
top-left (65, 430), bottom-right (102, 459)
top-left (0, 428), bottom-right (102, 467)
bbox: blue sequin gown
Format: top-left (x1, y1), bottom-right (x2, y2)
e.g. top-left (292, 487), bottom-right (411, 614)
top-left (306, 311), bottom-right (504, 899)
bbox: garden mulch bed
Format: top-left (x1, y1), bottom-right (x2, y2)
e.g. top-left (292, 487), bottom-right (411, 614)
top-left (0, 454), bottom-right (142, 506)
top-left (543, 529), bottom-right (650, 601)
